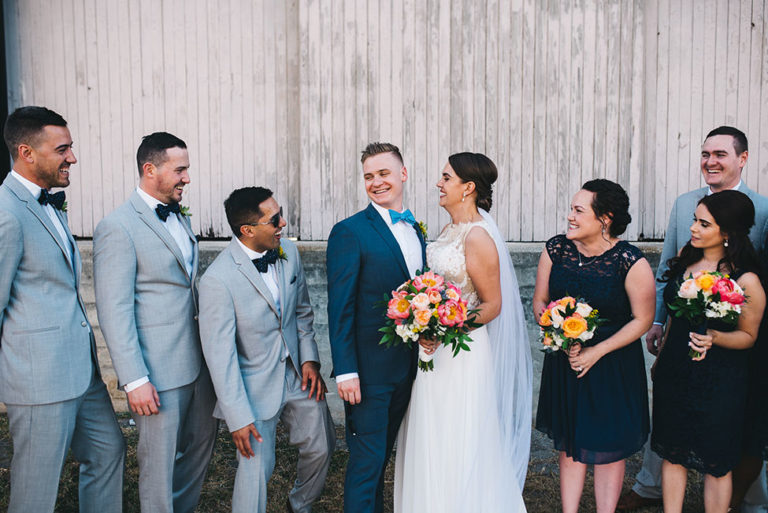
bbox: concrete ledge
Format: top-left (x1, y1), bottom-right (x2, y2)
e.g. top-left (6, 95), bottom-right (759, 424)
top-left (1, 240), bottom-right (663, 420)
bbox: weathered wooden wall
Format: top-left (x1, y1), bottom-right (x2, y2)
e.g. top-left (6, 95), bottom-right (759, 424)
top-left (4, 0), bottom-right (768, 241)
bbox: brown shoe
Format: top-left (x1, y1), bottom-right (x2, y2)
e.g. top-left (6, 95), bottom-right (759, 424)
top-left (616, 490), bottom-right (662, 511)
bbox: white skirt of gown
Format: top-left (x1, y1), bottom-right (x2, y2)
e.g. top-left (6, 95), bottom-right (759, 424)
top-left (393, 325), bottom-right (527, 513)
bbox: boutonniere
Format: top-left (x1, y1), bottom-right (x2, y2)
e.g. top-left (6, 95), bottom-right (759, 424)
top-left (277, 246), bottom-right (288, 261)
top-left (179, 205), bottom-right (192, 217)
top-left (60, 201), bottom-right (68, 213)
top-left (416, 221), bottom-right (427, 238)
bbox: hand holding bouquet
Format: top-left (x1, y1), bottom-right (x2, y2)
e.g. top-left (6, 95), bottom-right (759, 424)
top-left (668, 270), bottom-right (746, 359)
top-left (379, 269), bottom-right (481, 371)
top-left (538, 296), bottom-right (603, 354)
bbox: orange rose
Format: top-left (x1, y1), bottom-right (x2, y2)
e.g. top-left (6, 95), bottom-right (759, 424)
top-left (539, 309), bottom-right (553, 327)
top-left (558, 296), bottom-right (576, 308)
top-left (562, 315), bottom-right (588, 339)
top-left (542, 335), bottom-right (553, 347)
top-left (695, 273), bottom-right (716, 292)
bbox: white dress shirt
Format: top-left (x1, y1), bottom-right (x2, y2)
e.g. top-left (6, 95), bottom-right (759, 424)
top-left (125, 187), bottom-right (196, 392)
top-left (234, 237), bottom-right (291, 360)
top-left (336, 202), bottom-right (424, 384)
top-left (11, 170), bottom-right (73, 264)
top-left (136, 187), bottom-right (194, 276)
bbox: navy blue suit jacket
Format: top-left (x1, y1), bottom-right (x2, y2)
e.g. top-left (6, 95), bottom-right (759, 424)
top-left (326, 204), bottom-right (426, 385)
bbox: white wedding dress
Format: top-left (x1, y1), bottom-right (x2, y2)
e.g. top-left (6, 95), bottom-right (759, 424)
top-left (394, 219), bottom-right (529, 513)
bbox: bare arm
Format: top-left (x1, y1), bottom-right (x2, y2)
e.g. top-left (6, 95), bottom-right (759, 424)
top-left (464, 226), bottom-right (501, 325)
top-left (570, 258), bottom-right (656, 378)
top-left (532, 250), bottom-right (553, 322)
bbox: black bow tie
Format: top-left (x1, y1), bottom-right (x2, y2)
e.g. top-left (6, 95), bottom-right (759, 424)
top-left (252, 249), bottom-right (278, 273)
top-left (155, 202), bottom-right (181, 221)
top-left (38, 189), bottom-right (66, 210)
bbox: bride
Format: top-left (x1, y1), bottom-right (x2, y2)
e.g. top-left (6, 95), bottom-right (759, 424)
top-left (394, 152), bottom-right (532, 512)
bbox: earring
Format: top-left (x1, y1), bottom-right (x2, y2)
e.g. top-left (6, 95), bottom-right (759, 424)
top-left (724, 239), bottom-right (729, 247)
top-left (461, 193), bottom-right (466, 203)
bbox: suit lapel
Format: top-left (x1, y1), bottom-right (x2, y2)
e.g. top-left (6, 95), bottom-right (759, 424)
top-left (276, 254), bottom-right (288, 324)
top-left (413, 222), bottom-right (427, 270)
top-left (4, 176), bottom-right (75, 272)
top-left (365, 204), bottom-right (410, 279)
top-left (130, 192), bottom-right (190, 279)
top-left (230, 241), bottom-right (280, 319)
top-left (55, 208), bottom-right (79, 282)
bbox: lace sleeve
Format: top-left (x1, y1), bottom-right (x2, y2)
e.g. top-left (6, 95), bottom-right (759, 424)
top-left (545, 235), bottom-right (566, 265)
top-left (617, 243), bottom-right (644, 277)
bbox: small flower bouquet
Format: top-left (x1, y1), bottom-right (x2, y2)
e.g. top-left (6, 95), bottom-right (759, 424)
top-left (538, 296), bottom-right (603, 353)
top-left (667, 270), bottom-right (746, 358)
top-left (378, 269), bottom-right (481, 371)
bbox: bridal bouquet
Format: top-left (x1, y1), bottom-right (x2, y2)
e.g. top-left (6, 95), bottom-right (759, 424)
top-left (667, 270), bottom-right (746, 358)
top-left (379, 269), bottom-right (481, 371)
top-left (538, 296), bottom-right (603, 353)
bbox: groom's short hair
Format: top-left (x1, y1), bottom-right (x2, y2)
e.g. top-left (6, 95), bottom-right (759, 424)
top-left (224, 186), bottom-right (273, 237)
top-left (360, 142), bottom-right (403, 165)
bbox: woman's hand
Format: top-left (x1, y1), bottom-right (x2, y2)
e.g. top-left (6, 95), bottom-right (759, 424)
top-left (689, 330), bottom-right (713, 361)
top-left (418, 336), bottom-right (440, 355)
top-left (568, 344), bottom-right (605, 378)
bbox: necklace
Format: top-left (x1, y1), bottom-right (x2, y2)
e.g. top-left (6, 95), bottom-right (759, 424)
top-left (577, 252), bottom-right (598, 267)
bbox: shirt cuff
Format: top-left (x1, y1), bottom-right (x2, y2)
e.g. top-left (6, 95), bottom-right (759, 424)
top-left (124, 376), bottom-right (150, 392)
top-left (652, 321), bottom-right (664, 326)
top-left (335, 372), bottom-right (359, 383)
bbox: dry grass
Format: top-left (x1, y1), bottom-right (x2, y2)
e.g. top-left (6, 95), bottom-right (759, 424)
top-left (0, 413), bottom-right (707, 512)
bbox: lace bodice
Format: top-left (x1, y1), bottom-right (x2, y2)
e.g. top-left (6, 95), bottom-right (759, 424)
top-left (427, 221), bottom-right (490, 309)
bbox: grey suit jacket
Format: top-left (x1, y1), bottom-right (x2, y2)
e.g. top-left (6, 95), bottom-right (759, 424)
top-left (654, 183), bottom-right (768, 323)
top-left (93, 191), bottom-right (202, 392)
top-left (0, 174), bottom-right (96, 405)
top-left (198, 238), bottom-right (319, 431)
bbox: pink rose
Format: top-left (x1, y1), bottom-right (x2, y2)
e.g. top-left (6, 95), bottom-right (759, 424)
top-left (413, 308), bottom-right (432, 326)
top-left (427, 288), bottom-right (442, 304)
top-left (712, 278), bottom-right (745, 305)
top-left (387, 297), bottom-right (411, 320)
top-left (445, 284), bottom-right (462, 301)
top-left (677, 278), bottom-right (699, 299)
top-left (411, 292), bottom-right (431, 310)
top-left (438, 300), bottom-right (466, 327)
top-left (413, 271), bottom-right (444, 291)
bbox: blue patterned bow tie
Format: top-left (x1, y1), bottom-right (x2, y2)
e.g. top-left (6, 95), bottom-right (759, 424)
top-left (155, 202), bottom-right (181, 222)
top-left (389, 209), bottom-right (416, 225)
top-left (38, 189), bottom-right (66, 210)
top-left (252, 249), bottom-right (278, 273)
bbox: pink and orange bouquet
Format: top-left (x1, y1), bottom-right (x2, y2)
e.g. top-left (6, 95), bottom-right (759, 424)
top-left (379, 269), bottom-right (481, 371)
top-left (668, 270), bottom-right (746, 358)
top-left (538, 296), bottom-right (603, 353)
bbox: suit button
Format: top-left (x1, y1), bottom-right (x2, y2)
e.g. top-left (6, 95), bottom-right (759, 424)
top-left (81, 321), bottom-right (87, 327)
top-left (194, 315), bottom-right (199, 321)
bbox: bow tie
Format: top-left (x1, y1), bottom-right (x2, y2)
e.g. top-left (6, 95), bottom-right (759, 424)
top-left (38, 189), bottom-right (66, 210)
top-left (389, 209), bottom-right (416, 225)
top-left (155, 202), bottom-right (181, 222)
top-left (252, 249), bottom-right (278, 273)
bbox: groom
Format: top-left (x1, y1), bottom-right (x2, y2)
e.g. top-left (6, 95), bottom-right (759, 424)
top-left (327, 142), bottom-right (426, 513)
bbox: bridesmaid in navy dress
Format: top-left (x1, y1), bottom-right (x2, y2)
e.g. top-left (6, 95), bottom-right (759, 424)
top-left (652, 190), bottom-right (765, 513)
top-left (534, 179), bottom-right (656, 513)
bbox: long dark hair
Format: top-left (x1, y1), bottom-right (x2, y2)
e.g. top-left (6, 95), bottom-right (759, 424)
top-left (661, 190), bottom-right (760, 282)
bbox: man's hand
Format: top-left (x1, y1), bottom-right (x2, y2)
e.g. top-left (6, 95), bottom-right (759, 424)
top-left (337, 377), bottom-right (361, 405)
top-left (301, 361), bottom-right (328, 401)
top-left (127, 381), bottom-right (161, 416)
top-left (232, 424), bottom-right (263, 458)
top-left (645, 324), bottom-right (664, 356)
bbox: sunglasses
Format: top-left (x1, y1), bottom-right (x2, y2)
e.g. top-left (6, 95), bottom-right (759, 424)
top-left (248, 207), bottom-right (283, 228)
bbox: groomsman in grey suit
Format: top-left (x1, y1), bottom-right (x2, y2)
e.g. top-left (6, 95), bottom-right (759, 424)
top-left (0, 106), bottom-right (125, 512)
top-left (198, 187), bottom-right (335, 513)
top-left (618, 126), bottom-right (768, 511)
top-left (93, 132), bottom-right (218, 513)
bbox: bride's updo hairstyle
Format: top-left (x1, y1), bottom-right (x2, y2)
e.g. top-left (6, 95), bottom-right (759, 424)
top-left (448, 152), bottom-right (498, 211)
top-left (581, 179), bottom-right (632, 237)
